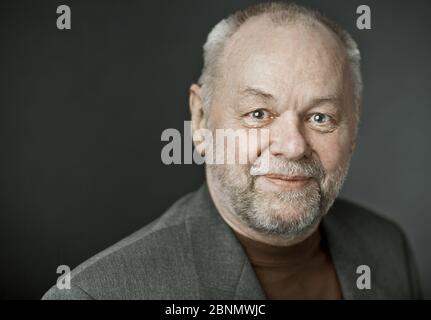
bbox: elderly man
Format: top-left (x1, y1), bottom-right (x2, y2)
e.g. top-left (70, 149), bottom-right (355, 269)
top-left (43, 2), bottom-right (421, 300)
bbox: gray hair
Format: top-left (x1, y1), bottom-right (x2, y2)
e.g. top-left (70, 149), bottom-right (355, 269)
top-left (197, 2), bottom-right (362, 114)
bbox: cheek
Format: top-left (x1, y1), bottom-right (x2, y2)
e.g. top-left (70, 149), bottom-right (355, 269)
top-left (310, 131), bottom-right (352, 173)
top-left (236, 128), bottom-right (271, 165)
top-left (212, 107), bottom-right (270, 166)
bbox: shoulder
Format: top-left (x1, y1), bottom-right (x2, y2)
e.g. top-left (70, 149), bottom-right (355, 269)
top-left (330, 198), bottom-right (403, 233)
top-left (328, 198), bottom-right (407, 245)
top-left (326, 198), bottom-right (410, 258)
top-left (325, 198), bottom-right (422, 299)
top-left (42, 190), bottom-right (200, 300)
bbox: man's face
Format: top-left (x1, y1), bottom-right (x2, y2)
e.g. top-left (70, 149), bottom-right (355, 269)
top-left (205, 17), bottom-right (358, 238)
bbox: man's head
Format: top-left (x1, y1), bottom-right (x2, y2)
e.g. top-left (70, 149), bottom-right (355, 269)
top-left (190, 2), bottom-right (362, 242)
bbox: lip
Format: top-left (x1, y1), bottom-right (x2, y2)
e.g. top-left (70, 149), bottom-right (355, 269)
top-left (262, 174), bottom-right (312, 188)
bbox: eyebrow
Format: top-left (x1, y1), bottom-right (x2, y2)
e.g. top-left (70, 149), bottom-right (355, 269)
top-left (239, 87), bottom-right (275, 100)
top-left (308, 95), bottom-right (341, 108)
top-left (239, 86), bottom-right (341, 109)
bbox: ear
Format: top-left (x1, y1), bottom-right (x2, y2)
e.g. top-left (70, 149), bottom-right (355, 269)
top-left (189, 84), bottom-right (207, 154)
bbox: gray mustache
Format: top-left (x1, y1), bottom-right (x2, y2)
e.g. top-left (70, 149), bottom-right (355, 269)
top-left (250, 157), bottom-right (325, 180)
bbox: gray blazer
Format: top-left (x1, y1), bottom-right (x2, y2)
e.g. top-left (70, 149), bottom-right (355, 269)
top-left (42, 183), bottom-right (422, 300)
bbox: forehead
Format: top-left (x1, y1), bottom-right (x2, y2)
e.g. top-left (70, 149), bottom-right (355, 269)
top-left (218, 16), bottom-right (351, 103)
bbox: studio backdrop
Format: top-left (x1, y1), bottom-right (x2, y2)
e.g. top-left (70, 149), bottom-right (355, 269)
top-left (0, 0), bottom-right (430, 299)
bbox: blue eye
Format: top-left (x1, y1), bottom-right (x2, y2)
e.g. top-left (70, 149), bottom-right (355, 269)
top-left (251, 109), bottom-right (267, 119)
top-left (243, 109), bottom-right (274, 127)
top-left (311, 113), bottom-right (329, 124)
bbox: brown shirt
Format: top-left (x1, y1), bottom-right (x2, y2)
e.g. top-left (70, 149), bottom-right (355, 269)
top-left (233, 227), bottom-right (343, 300)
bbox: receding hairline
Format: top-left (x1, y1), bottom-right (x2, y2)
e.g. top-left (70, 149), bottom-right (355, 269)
top-left (197, 1), bottom-right (362, 117)
top-left (218, 12), bottom-right (350, 78)
top-left (226, 14), bottom-right (348, 63)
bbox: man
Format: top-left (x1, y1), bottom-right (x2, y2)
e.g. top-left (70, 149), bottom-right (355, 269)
top-left (43, 2), bottom-right (422, 300)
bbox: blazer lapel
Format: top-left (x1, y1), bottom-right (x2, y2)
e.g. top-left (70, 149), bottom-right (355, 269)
top-left (321, 201), bottom-right (390, 299)
top-left (186, 184), bottom-right (266, 300)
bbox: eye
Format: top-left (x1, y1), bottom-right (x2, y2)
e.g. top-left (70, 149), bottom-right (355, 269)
top-left (250, 109), bottom-right (267, 120)
top-left (242, 109), bottom-right (275, 127)
top-left (307, 112), bottom-right (338, 132)
top-left (309, 112), bottom-right (332, 125)
top-left (246, 108), bottom-right (274, 121)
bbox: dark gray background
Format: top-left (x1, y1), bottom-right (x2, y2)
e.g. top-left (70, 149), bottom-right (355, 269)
top-left (0, 0), bottom-right (430, 299)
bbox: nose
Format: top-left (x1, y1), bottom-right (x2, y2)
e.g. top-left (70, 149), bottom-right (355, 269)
top-left (269, 112), bottom-right (310, 160)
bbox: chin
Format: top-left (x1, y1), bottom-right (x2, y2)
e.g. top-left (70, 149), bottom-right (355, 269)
top-left (260, 203), bottom-right (319, 223)
top-left (247, 197), bottom-right (322, 235)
